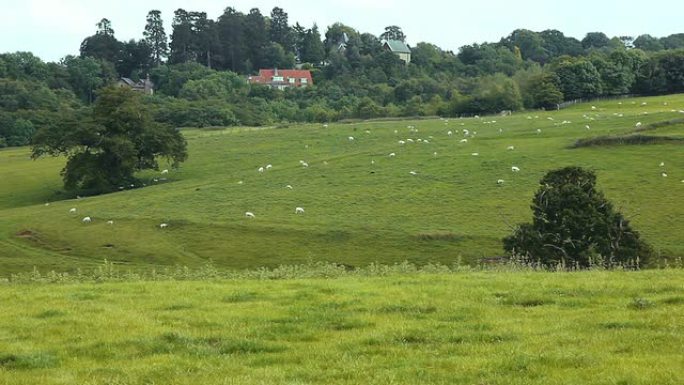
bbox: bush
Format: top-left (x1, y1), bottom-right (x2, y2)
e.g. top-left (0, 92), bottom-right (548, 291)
top-left (503, 167), bottom-right (652, 268)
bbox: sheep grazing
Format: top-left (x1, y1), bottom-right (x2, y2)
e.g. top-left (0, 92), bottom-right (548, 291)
top-left (433, 152), bottom-right (438, 157)
top-left (471, 152), bottom-right (479, 156)
top-left (460, 139), bottom-right (468, 143)
top-left (69, 208), bottom-right (77, 213)
top-left (82, 216), bottom-right (92, 223)
top-left (661, 172), bottom-right (668, 178)
top-left (265, 164), bottom-right (273, 170)
top-left (238, 181), bottom-right (244, 185)
top-left (463, 129), bottom-right (470, 136)
top-left (301, 162), bottom-right (309, 168)
top-left (511, 166), bottom-right (520, 172)
top-left (398, 140), bottom-right (406, 145)
top-left (409, 171), bottom-right (417, 175)
top-left (447, 130), bottom-right (453, 136)
top-left (547, 117), bottom-right (554, 121)
top-left (497, 179), bottom-right (505, 185)
top-left (507, 145), bottom-right (515, 151)
top-left (323, 124), bottom-right (329, 128)
top-left (44, 203), bottom-right (50, 207)
top-left (660, 162), bottom-right (665, 167)
top-left (107, 220), bottom-right (114, 225)
top-left (295, 207), bottom-right (305, 214)
top-left (641, 102), bottom-right (647, 106)
top-left (417, 139), bottom-right (423, 143)
top-left (536, 128), bottom-right (542, 134)
top-left (406, 138), bottom-right (415, 143)
top-left (423, 139), bottom-right (430, 144)
top-left (394, 129), bottom-right (398, 134)
top-left (286, 185), bottom-right (293, 189)
top-left (348, 136), bottom-right (355, 141)
top-left (635, 122), bottom-right (642, 128)
top-left (591, 106), bottom-right (597, 110)
top-left (585, 125), bottom-right (591, 130)
top-left (258, 166), bottom-right (265, 173)
top-left (388, 152), bottom-right (396, 157)
top-left (245, 212), bottom-right (255, 219)
top-left (161, 169), bottom-right (169, 174)
top-left (160, 223), bottom-right (168, 228)
top-left (371, 159), bottom-right (375, 165)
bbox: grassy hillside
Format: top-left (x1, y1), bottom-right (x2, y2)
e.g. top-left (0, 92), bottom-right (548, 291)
top-left (1, 269), bottom-right (683, 384)
top-left (1, 95), bottom-right (683, 273)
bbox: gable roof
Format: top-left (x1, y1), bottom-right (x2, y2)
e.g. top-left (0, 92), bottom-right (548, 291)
top-left (383, 40), bottom-right (411, 54)
top-left (248, 69), bottom-right (314, 87)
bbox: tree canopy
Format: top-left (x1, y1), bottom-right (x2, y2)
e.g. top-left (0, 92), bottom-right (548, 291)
top-left (31, 87), bottom-right (187, 195)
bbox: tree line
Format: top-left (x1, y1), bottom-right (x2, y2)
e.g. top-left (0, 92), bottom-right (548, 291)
top-left (2, 6), bottom-right (684, 148)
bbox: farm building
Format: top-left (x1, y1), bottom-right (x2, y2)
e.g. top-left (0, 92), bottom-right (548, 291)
top-left (248, 69), bottom-right (314, 90)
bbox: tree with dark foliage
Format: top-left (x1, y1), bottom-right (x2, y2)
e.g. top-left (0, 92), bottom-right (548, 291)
top-left (31, 87), bottom-right (187, 195)
top-left (503, 167), bottom-right (651, 268)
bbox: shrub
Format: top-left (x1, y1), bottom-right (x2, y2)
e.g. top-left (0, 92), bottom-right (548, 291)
top-left (503, 167), bottom-right (652, 268)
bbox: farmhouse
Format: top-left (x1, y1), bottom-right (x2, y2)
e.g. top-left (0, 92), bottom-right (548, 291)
top-left (117, 75), bottom-right (154, 95)
top-left (248, 69), bottom-right (314, 90)
top-left (382, 39), bottom-right (412, 64)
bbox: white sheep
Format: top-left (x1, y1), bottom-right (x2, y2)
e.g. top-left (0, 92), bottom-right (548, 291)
top-left (660, 162), bottom-right (665, 167)
top-left (301, 162), bottom-right (309, 168)
top-left (460, 139), bottom-right (468, 143)
top-left (348, 136), bottom-right (355, 141)
top-left (285, 185), bottom-right (293, 189)
top-left (585, 125), bottom-right (591, 130)
top-left (511, 166), bottom-right (520, 172)
top-left (662, 172), bottom-right (668, 178)
top-left (388, 152), bottom-right (396, 157)
top-left (406, 138), bottom-right (415, 143)
top-left (245, 212), bottom-right (255, 219)
top-left (161, 169), bottom-right (169, 174)
top-left (409, 171), bottom-right (417, 175)
top-left (497, 179), bottom-right (505, 185)
top-left (159, 223), bottom-right (168, 228)
top-left (591, 106), bottom-right (597, 110)
top-left (507, 145), bottom-right (515, 151)
top-left (323, 124), bottom-right (329, 128)
top-left (107, 220), bottom-right (114, 225)
top-left (295, 207), bottom-right (305, 214)
top-left (447, 130), bottom-right (453, 136)
top-left (265, 164), bottom-right (273, 170)
top-left (398, 140), bottom-right (405, 145)
top-left (471, 152), bottom-right (479, 156)
top-left (635, 122), bottom-right (642, 128)
top-left (258, 166), bottom-right (265, 173)
top-left (463, 129), bottom-right (470, 136)
top-left (69, 208), bottom-right (77, 213)
top-left (82, 216), bottom-right (91, 223)
top-left (536, 128), bottom-right (542, 134)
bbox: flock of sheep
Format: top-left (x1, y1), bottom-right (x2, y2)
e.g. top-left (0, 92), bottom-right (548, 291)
top-left (65, 100), bottom-right (682, 228)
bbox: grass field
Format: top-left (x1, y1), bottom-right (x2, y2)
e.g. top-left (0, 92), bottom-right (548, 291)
top-left (0, 95), bottom-right (683, 273)
top-left (0, 268), bottom-right (683, 384)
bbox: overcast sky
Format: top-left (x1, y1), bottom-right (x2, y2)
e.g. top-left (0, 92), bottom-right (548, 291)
top-left (1, 0), bottom-right (682, 62)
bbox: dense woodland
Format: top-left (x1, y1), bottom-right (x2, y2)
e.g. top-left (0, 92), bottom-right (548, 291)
top-left (2, 6), bottom-right (684, 147)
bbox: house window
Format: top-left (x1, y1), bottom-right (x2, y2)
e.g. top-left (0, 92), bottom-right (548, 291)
top-left (289, 77), bottom-right (296, 84)
top-left (300, 78), bottom-right (308, 84)
top-left (272, 76), bottom-right (284, 82)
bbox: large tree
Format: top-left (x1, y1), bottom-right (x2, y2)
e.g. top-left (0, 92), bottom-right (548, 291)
top-left (80, 18), bottom-right (122, 65)
top-left (269, 7), bottom-right (292, 51)
top-left (143, 10), bottom-right (169, 65)
top-left (380, 25), bottom-right (405, 42)
top-left (31, 87), bottom-right (187, 195)
top-left (503, 167), bottom-right (651, 268)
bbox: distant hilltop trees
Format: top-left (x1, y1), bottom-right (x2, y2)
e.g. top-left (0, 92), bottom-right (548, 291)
top-left (2, 6), bottom-right (684, 147)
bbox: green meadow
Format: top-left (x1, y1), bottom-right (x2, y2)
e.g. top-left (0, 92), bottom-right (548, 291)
top-left (1, 95), bottom-right (683, 273)
top-left (1, 268), bottom-right (683, 384)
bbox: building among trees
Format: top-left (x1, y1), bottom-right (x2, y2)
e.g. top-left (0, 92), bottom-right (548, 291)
top-left (117, 75), bottom-right (155, 95)
top-left (382, 39), bottom-right (412, 64)
top-left (248, 68), bottom-right (313, 90)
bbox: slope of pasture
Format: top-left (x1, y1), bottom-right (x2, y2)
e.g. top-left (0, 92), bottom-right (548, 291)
top-left (1, 269), bottom-right (683, 384)
top-left (0, 95), bottom-right (683, 273)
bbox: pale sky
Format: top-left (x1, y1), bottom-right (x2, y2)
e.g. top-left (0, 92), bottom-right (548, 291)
top-left (1, 0), bottom-right (683, 62)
